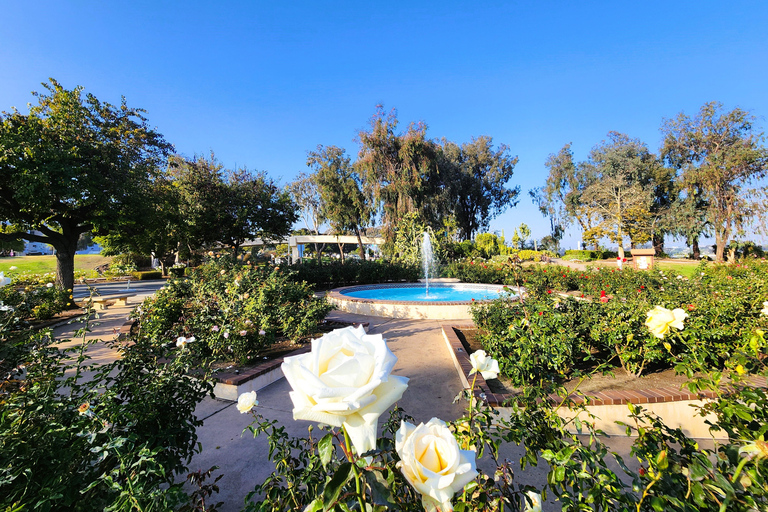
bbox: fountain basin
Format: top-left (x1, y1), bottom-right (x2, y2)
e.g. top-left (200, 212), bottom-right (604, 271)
top-left (327, 283), bottom-right (516, 320)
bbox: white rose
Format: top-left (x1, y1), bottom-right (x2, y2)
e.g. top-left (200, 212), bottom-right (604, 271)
top-left (761, 301), bottom-right (768, 317)
top-left (176, 336), bottom-right (195, 348)
top-left (281, 325), bottom-right (408, 455)
top-left (469, 350), bottom-right (500, 380)
top-left (523, 491), bottom-right (542, 512)
top-left (46, 282), bottom-right (54, 288)
top-left (0, 272), bottom-right (11, 288)
top-left (237, 391), bottom-right (258, 413)
top-left (396, 418), bottom-right (478, 512)
top-left (9, 266), bottom-right (17, 271)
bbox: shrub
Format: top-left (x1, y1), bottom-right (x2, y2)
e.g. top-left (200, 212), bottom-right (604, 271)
top-left (0, 306), bottom-right (213, 510)
top-left (132, 270), bottom-right (163, 280)
top-left (133, 259), bottom-right (335, 363)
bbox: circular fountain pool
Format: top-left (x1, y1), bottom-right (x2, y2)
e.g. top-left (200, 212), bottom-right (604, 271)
top-left (328, 282), bottom-right (518, 319)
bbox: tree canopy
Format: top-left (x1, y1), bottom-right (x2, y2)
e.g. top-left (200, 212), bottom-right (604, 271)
top-left (662, 102), bottom-right (768, 262)
top-left (0, 79), bottom-right (172, 289)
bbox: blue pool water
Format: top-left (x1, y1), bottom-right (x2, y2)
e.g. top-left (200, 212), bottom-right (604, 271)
top-left (342, 284), bottom-right (504, 302)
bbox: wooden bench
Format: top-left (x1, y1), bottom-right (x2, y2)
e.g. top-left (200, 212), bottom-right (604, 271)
top-left (85, 292), bottom-right (138, 310)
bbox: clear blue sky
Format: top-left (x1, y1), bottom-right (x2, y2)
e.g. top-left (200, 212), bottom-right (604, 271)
top-left (2, 1), bottom-right (767, 249)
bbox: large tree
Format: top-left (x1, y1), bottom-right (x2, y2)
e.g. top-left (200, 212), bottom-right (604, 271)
top-left (533, 143), bottom-right (600, 249)
top-left (0, 79), bottom-right (172, 290)
top-left (170, 154), bottom-right (297, 257)
top-left (96, 173), bottom-right (184, 275)
top-left (308, 145), bottom-right (371, 262)
top-left (355, 106), bottom-right (442, 242)
top-left (662, 102), bottom-right (768, 262)
top-left (580, 132), bottom-right (658, 259)
top-left (441, 136), bottom-right (519, 240)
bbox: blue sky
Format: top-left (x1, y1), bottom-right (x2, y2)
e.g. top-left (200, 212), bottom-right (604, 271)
top-left (2, 1), bottom-right (767, 249)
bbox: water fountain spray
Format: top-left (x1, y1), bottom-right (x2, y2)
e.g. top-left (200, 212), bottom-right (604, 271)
top-left (421, 232), bottom-right (434, 296)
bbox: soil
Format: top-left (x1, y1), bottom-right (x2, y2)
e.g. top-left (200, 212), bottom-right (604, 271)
top-left (454, 327), bottom-right (692, 395)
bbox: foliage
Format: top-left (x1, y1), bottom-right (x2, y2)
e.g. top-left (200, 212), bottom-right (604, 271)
top-left (170, 154), bottom-right (298, 257)
top-left (308, 145), bottom-right (371, 262)
top-left (240, 325), bottom-right (768, 512)
top-left (0, 79), bottom-right (172, 291)
top-left (0, 297), bottom-right (214, 511)
top-left (132, 270), bottom-right (163, 280)
top-left (469, 259), bottom-right (768, 380)
top-left (440, 136), bottom-right (520, 240)
top-left (133, 258), bottom-right (334, 362)
top-left (287, 258), bottom-right (420, 288)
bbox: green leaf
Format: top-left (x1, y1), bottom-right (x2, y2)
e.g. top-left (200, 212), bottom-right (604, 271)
top-left (368, 470), bottom-right (398, 509)
top-left (323, 462), bottom-right (354, 510)
top-left (318, 433), bottom-right (334, 468)
top-left (304, 498), bottom-right (323, 512)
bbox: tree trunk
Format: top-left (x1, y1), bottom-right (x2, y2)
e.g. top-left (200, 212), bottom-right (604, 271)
top-left (691, 237), bottom-right (701, 260)
top-left (160, 260), bottom-right (167, 276)
top-left (715, 233), bottom-right (726, 263)
top-left (337, 242), bottom-right (345, 264)
top-left (652, 234), bottom-right (665, 256)
top-left (355, 227), bottom-right (367, 261)
top-left (55, 244), bottom-right (77, 293)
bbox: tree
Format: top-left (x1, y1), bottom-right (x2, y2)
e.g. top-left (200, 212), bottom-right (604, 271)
top-left (356, 106), bottom-right (443, 243)
top-left (533, 143), bottom-right (600, 250)
top-left (97, 173), bottom-right (184, 275)
top-left (0, 79), bottom-right (172, 290)
top-left (170, 154), bottom-right (297, 257)
top-left (662, 102), bottom-right (768, 262)
top-left (580, 133), bottom-right (658, 259)
top-left (308, 145), bottom-right (371, 263)
top-left (441, 136), bottom-right (520, 240)
top-left (288, 172), bottom-right (326, 262)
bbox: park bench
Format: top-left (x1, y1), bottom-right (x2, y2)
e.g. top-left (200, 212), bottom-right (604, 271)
top-left (85, 292), bottom-right (138, 310)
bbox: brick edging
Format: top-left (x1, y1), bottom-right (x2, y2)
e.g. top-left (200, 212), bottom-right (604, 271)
top-left (441, 325), bottom-right (767, 407)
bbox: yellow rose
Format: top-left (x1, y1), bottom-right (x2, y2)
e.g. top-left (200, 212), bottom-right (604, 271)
top-left (645, 306), bottom-right (688, 339)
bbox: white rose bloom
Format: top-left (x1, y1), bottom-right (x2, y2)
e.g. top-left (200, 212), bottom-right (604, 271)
top-left (176, 336), bottom-right (195, 348)
top-left (0, 272), bottom-right (11, 288)
top-left (237, 391), bottom-right (258, 413)
top-left (469, 350), bottom-right (500, 380)
top-left (9, 266), bottom-right (17, 271)
top-left (523, 491), bottom-right (542, 512)
top-left (761, 301), bottom-right (768, 317)
top-left (281, 325), bottom-right (408, 455)
top-left (46, 282), bottom-right (54, 288)
top-left (396, 418), bottom-right (478, 512)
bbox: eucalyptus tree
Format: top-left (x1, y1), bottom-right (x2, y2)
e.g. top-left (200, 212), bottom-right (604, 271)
top-left (662, 102), bottom-right (768, 262)
top-left (288, 172), bottom-right (325, 262)
top-left (440, 136), bottom-right (519, 240)
top-left (533, 143), bottom-right (600, 250)
top-left (0, 79), bottom-right (172, 290)
top-left (307, 145), bottom-right (371, 262)
top-left (356, 106), bottom-right (443, 243)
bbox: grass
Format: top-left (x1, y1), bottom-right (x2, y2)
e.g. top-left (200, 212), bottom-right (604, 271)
top-left (0, 255), bottom-right (112, 276)
top-left (655, 259), bottom-right (705, 279)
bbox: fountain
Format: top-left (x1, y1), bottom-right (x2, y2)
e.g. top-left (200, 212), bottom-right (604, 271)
top-left (327, 231), bottom-right (520, 319)
top-left (421, 231), bottom-right (434, 296)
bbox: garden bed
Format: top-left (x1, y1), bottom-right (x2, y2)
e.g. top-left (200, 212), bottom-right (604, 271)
top-left (453, 327), bottom-right (692, 396)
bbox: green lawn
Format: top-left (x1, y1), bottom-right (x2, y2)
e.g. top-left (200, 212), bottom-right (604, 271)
top-left (0, 255), bottom-right (112, 275)
top-left (655, 259), bottom-right (704, 279)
